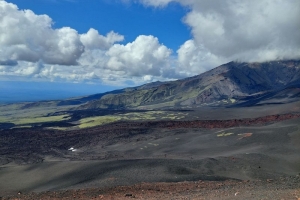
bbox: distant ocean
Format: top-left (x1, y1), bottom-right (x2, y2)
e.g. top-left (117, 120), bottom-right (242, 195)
top-left (0, 90), bottom-right (79, 103)
top-left (0, 81), bottom-right (120, 104)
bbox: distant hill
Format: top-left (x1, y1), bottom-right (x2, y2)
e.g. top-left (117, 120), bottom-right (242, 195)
top-left (76, 60), bottom-right (300, 109)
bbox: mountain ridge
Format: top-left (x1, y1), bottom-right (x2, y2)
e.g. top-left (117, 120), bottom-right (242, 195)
top-left (5, 59), bottom-right (299, 110)
top-left (78, 60), bottom-right (300, 109)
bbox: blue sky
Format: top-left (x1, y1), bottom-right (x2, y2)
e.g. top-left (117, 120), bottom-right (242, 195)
top-left (8, 0), bottom-right (190, 51)
top-left (0, 0), bottom-right (299, 102)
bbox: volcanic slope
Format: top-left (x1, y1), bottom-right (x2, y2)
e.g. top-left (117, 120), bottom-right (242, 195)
top-left (0, 112), bottom-right (300, 196)
top-left (79, 60), bottom-right (300, 109)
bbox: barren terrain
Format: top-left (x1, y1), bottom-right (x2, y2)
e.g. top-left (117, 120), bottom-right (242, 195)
top-left (1, 101), bottom-right (300, 199)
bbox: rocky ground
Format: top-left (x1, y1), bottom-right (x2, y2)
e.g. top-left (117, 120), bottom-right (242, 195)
top-left (1, 113), bottom-right (299, 165)
top-left (3, 177), bottom-right (300, 200)
top-left (1, 111), bottom-right (300, 199)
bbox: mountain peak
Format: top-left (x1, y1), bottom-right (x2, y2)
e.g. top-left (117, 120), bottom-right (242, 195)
top-left (78, 60), bottom-right (300, 109)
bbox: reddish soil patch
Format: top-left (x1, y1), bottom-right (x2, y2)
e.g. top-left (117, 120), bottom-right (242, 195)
top-left (238, 133), bottom-right (253, 140)
top-left (3, 177), bottom-right (300, 200)
top-left (103, 113), bottom-right (300, 130)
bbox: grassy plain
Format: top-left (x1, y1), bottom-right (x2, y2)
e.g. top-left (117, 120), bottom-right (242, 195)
top-left (0, 103), bottom-right (74, 127)
top-left (12, 114), bottom-right (70, 125)
top-left (1, 99), bottom-right (299, 131)
top-left (78, 111), bottom-right (189, 129)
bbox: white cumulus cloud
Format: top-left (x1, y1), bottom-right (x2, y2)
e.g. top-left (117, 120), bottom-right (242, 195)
top-left (0, 1), bottom-right (84, 65)
top-left (1, 0), bottom-right (300, 87)
top-left (177, 40), bottom-right (225, 76)
top-left (80, 28), bottom-right (124, 50)
top-left (138, 0), bottom-right (300, 64)
top-left (106, 35), bottom-right (172, 77)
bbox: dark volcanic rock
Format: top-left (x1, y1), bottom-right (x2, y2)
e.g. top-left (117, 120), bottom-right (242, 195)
top-left (0, 123), bottom-right (15, 129)
top-left (0, 113), bottom-right (299, 165)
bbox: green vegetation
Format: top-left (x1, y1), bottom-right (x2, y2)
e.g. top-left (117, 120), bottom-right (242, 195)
top-left (138, 101), bottom-right (175, 109)
top-left (77, 111), bottom-right (188, 129)
top-left (79, 116), bottom-right (121, 128)
top-left (12, 125), bottom-right (32, 129)
top-left (229, 98), bottom-right (236, 103)
top-left (12, 114), bottom-right (70, 125)
top-left (0, 117), bottom-right (8, 123)
top-left (122, 111), bottom-right (187, 121)
top-left (0, 102), bottom-right (75, 127)
top-left (0, 101), bottom-right (190, 130)
top-left (217, 132), bottom-right (234, 137)
top-left (45, 127), bottom-right (71, 131)
top-left (0, 111), bottom-right (70, 126)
